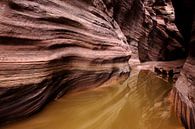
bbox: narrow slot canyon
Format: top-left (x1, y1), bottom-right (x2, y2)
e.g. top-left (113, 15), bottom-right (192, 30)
top-left (0, 0), bottom-right (194, 129)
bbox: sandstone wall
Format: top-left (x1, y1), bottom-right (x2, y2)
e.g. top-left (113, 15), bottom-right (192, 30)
top-left (0, 0), bottom-right (131, 123)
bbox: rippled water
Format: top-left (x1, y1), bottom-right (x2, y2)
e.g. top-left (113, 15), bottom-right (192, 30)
top-left (2, 70), bottom-right (184, 129)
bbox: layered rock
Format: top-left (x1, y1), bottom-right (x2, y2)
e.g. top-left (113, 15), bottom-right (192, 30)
top-left (0, 0), bottom-right (195, 128)
top-left (102, 0), bottom-right (185, 61)
top-left (103, 0), bottom-right (195, 128)
top-left (139, 0), bottom-right (185, 61)
top-left (0, 0), bottom-right (131, 124)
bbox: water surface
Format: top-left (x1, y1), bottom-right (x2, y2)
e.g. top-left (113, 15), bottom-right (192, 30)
top-left (2, 70), bottom-right (184, 129)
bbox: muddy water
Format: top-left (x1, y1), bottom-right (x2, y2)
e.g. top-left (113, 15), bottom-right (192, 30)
top-left (2, 70), bottom-right (184, 129)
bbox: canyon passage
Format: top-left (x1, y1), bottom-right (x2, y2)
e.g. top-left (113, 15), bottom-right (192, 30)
top-left (0, 0), bottom-right (195, 129)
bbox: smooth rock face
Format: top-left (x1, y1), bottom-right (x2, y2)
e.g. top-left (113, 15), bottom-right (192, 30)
top-left (0, 0), bottom-right (131, 123)
top-left (104, 0), bottom-right (145, 59)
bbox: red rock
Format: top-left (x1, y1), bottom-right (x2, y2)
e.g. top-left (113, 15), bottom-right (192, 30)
top-left (0, 0), bottom-right (131, 124)
top-left (0, 0), bottom-right (194, 128)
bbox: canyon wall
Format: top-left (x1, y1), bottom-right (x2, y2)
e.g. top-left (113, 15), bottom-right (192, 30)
top-left (108, 0), bottom-right (195, 127)
top-left (0, 0), bottom-right (195, 128)
top-left (103, 0), bottom-right (185, 61)
top-left (171, 0), bottom-right (195, 128)
top-left (0, 0), bottom-right (131, 124)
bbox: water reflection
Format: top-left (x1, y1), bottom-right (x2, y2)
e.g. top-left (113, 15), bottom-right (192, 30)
top-left (2, 70), bottom-right (184, 129)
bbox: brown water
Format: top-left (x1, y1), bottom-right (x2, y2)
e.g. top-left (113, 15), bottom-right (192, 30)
top-left (2, 70), bottom-right (184, 129)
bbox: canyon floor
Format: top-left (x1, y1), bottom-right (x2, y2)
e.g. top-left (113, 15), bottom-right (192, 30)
top-left (1, 61), bottom-right (185, 129)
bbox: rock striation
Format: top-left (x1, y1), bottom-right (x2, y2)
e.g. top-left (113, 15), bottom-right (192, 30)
top-left (0, 0), bottom-right (131, 124)
top-left (140, 0), bottom-right (185, 61)
top-left (103, 0), bottom-right (185, 61)
top-left (0, 0), bottom-right (195, 128)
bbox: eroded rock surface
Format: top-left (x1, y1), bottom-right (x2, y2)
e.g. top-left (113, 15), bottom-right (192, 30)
top-left (102, 0), bottom-right (185, 61)
top-left (0, 0), bottom-right (131, 124)
top-left (0, 0), bottom-right (195, 128)
top-left (140, 0), bottom-right (185, 61)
